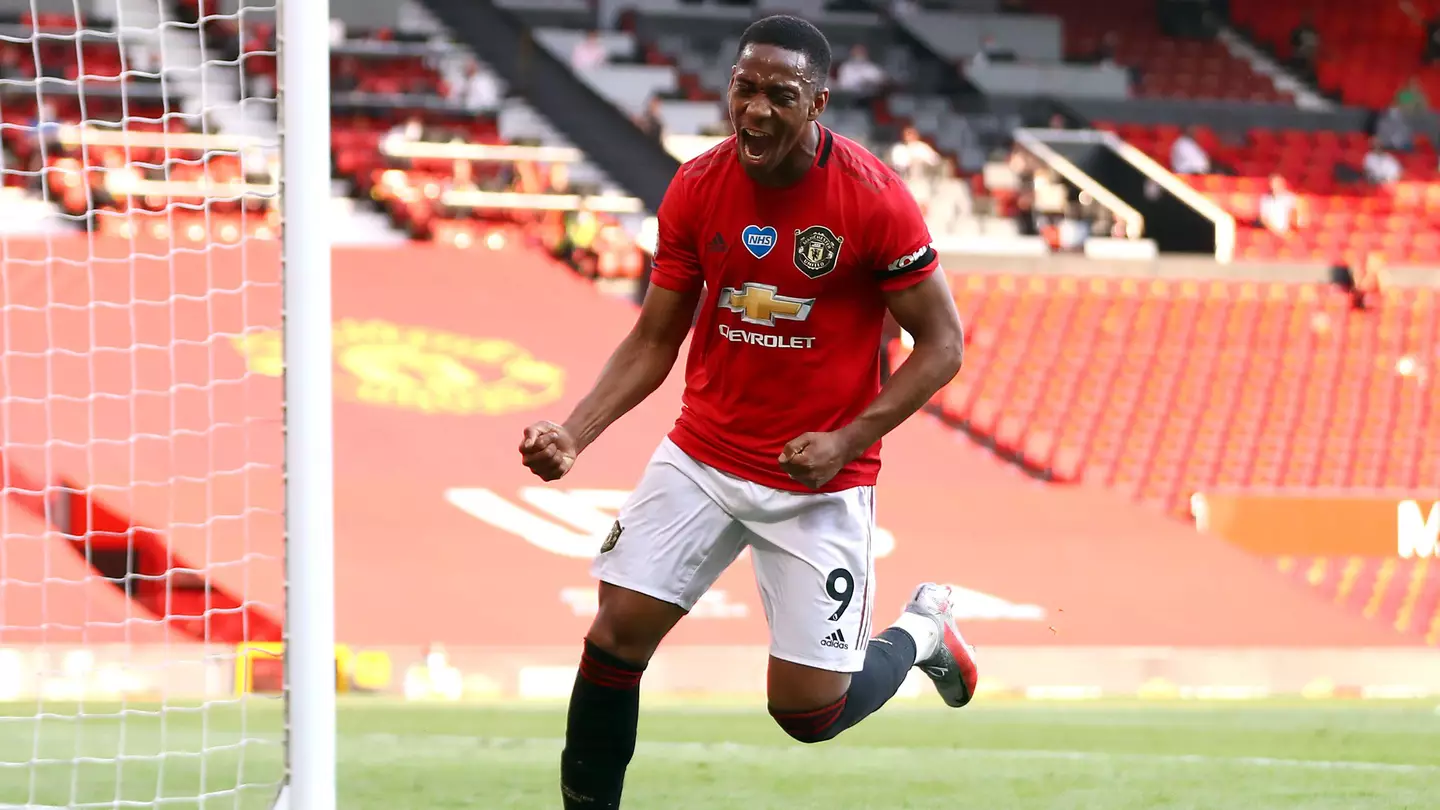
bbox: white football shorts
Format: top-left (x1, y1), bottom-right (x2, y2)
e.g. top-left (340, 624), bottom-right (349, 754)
top-left (591, 437), bottom-right (877, 672)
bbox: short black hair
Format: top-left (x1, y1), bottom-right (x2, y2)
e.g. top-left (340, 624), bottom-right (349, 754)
top-left (736, 15), bottom-right (832, 87)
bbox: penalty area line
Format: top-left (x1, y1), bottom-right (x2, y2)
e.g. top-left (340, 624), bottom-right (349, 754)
top-left (358, 733), bottom-right (1440, 774)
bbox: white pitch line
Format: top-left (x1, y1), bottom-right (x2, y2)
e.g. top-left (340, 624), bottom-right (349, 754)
top-left (357, 733), bottom-right (1440, 775)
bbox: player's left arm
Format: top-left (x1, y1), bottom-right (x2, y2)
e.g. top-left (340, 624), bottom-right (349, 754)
top-left (778, 183), bottom-right (963, 489)
top-left (837, 270), bottom-right (963, 452)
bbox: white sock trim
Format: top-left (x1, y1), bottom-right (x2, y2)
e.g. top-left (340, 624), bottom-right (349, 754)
top-left (890, 611), bottom-right (942, 665)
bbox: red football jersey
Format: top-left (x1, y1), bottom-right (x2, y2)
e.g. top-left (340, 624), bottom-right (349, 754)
top-left (649, 126), bottom-right (940, 492)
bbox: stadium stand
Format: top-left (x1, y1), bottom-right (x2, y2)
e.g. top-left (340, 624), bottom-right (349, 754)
top-left (1230, 0), bottom-right (1440, 109)
top-left (1098, 121), bottom-right (1440, 264)
top-left (1030, 0), bottom-right (1290, 102)
top-left (925, 276), bottom-right (1437, 505)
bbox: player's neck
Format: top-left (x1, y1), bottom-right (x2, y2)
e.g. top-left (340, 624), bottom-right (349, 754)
top-left (748, 121), bottom-right (821, 188)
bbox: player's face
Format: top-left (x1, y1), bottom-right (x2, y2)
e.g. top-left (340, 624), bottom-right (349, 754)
top-left (729, 44), bottom-right (828, 179)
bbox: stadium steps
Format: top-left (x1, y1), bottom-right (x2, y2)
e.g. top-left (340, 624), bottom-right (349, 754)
top-left (116, 0), bottom-right (276, 141)
top-left (1213, 25), bottom-right (1331, 109)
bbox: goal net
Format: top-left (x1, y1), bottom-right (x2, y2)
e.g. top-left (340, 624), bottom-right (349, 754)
top-left (0, 0), bottom-right (329, 807)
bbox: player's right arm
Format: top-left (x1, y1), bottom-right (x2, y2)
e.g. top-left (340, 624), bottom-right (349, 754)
top-left (520, 171), bottom-right (703, 481)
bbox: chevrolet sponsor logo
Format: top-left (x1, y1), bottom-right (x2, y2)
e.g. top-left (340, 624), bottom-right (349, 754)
top-left (716, 282), bottom-right (816, 349)
top-left (717, 282), bottom-right (815, 327)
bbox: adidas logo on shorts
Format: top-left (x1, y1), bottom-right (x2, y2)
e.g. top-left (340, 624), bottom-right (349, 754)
top-left (819, 629), bottom-right (849, 650)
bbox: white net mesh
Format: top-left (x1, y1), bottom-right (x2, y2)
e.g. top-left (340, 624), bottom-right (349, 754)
top-left (0, 0), bottom-right (285, 807)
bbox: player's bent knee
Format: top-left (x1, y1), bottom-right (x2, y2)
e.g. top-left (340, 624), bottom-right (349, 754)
top-left (769, 697), bottom-right (848, 744)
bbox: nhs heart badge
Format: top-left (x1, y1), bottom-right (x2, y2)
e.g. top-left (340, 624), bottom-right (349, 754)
top-left (741, 225), bottom-right (778, 259)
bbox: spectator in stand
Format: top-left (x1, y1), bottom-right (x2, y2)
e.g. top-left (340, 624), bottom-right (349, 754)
top-left (383, 115), bottom-right (426, 158)
top-left (1363, 138), bottom-right (1402, 186)
top-left (1376, 104), bottom-right (1415, 152)
top-left (1399, 1), bottom-right (1440, 64)
top-left (886, 0), bottom-right (920, 20)
top-left (571, 30), bottom-right (608, 72)
top-left (1350, 253), bottom-right (1387, 311)
top-left (888, 126), bottom-right (941, 185)
top-left (1394, 77), bottom-right (1430, 112)
top-left (1169, 127), bottom-right (1210, 175)
top-left (1056, 201), bottom-right (1091, 252)
top-left (0, 48), bottom-right (22, 81)
top-left (438, 159), bottom-right (479, 219)
top-left (924, 158), bottom-right (974, 228)
top-left (1258, 174), bottom-right (1300, 235)
top-left (633, 96), bottom-right (666, 141)
top-left (835, 44), bottom-right (887, 106)
top-left (29, 100), bottom-right (61, 158)
top-left (450, 61), bottom-right (502, 113)
top-left (1008, 146), bottom-right (1038, 235)
top-left (1089, 31), bottom-right (1119, 66)
top-left (1427, 13), bottom-right (1440, 64)
top-left (968, 35), bottom-right (1014, 68)
top-left (332, 56), bottom-right (361, 94)
top-left (1289, 12), bottom-right (1320, 80)
top-left (1031, 167), bottom-right (1069, 236)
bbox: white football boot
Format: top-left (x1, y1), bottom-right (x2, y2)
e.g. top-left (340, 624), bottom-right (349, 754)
top-left (904, 583), bottom-right (979, 708)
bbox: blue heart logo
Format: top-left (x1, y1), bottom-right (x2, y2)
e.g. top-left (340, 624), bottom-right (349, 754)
top-left (741, 225), bottom-right (777, 259)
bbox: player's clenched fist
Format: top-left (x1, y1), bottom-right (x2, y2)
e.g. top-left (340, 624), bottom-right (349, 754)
top-left (519, 421), bottom-right (578, 481)
top-left (778, 431), bottom-right (856, 490)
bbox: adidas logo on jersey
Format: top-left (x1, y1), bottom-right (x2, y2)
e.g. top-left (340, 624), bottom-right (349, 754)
top-left (820, 629), bottom-right (849, 650)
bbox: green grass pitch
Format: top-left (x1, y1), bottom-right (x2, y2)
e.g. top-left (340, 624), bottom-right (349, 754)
top-left (1, 697), bottom-right (1436, 809)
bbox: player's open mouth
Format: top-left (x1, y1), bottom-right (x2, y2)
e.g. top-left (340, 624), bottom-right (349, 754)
top-left (739, 128), bottom-right (774, 163)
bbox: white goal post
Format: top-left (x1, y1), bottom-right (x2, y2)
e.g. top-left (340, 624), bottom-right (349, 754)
top-left (279, 0), bottom-right (337, 807)
top-left (0, 0), bottom-right (335, 807)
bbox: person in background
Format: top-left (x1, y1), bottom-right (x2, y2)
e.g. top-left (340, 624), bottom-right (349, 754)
top-left (1169, 126), bottom-right (1210, 175)
top-left (1363, 138), bottom-right (1402, 186)
top-left (889, 125), bottom-right (941, 184)
top-left (633, 96), bottom-right (666, 141)
top-left (1394, 76), bottom-right (1430, 112)
top-left (1259, 174), bottom-right (1300, 235)
top-left (1350, 252), bottom-right (1386, 311)
top-left (332, 56), bottom-right (361, 93)
top-left (835, 44), bottom-right (887, 105)
top-left (451, 61), bottom-right (502, 113)
top-left (1376, 104), bottom-right (1415, 152)
top-left (571, 30), bottom-right (608, 72)
top-left (1400, 1), bottom-right (1440, 64)
top-left (969, 35), bottom-right (1013, 68)
top-left (384, 115), bottom-right (425, 149)
top-left (1289, 11), bottom-right (1320, 80)
top-left (1425, 13), bottom-right (1440, 64)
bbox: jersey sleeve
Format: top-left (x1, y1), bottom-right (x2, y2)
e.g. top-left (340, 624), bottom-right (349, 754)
top-left (648, 169), bottom-right (703, 294)
top-left (867, 181), bottom-right (941, 293)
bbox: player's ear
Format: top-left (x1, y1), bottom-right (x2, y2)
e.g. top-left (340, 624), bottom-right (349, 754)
top-left (809, 87), bottom-right (829, 121)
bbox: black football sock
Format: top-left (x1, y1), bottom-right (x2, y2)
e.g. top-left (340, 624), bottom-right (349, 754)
top-left (770, 626), bottom-right (917, 743)
top-left (560, 639), bottom-right (646, 809)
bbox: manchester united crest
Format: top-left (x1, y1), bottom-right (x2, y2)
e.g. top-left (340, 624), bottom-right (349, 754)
top-left (793, 225), bottom-right (843, 279)
top-left (600, 521), bottom-right (624, 553)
